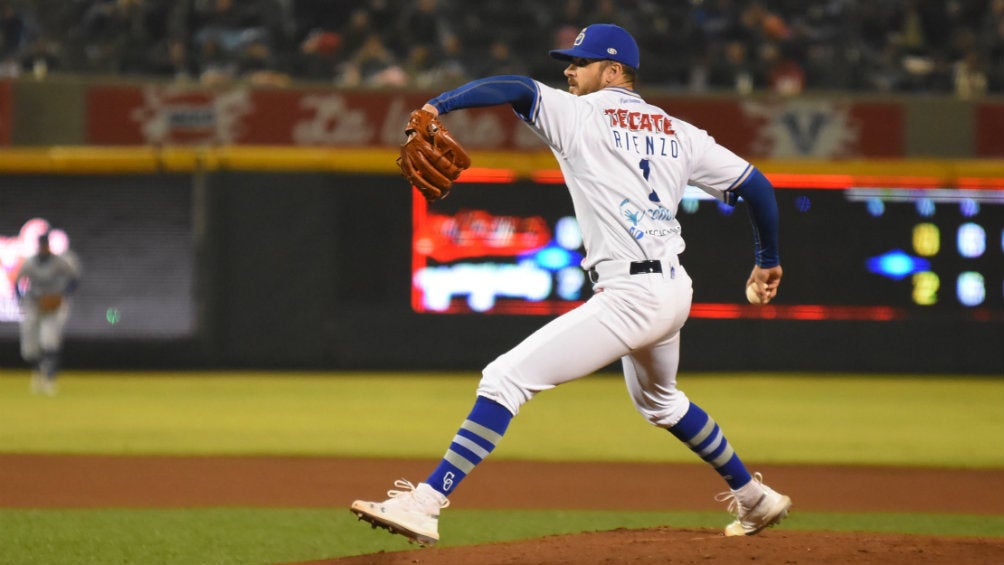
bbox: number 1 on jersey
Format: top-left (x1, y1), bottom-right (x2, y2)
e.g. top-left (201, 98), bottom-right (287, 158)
top-left (639, 158), bottom-right (661, 203)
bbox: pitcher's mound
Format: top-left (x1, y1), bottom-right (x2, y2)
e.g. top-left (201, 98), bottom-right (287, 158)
top-left (308, 527), bottom-right (1004, 565)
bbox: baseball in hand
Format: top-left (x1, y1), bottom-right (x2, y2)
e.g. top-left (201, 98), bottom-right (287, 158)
top-left (746, 283), bottom-right (764, 305)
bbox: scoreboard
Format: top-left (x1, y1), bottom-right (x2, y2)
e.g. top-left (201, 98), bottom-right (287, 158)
top-left (411, 173), bottom-right (1004, 323)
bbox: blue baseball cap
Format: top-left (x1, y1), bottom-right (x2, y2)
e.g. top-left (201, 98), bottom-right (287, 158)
top-left (549, 24), bottom-right (640, 70)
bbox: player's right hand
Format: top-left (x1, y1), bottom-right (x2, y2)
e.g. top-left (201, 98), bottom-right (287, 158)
top-left (746, 265), bottom-right (783, 304)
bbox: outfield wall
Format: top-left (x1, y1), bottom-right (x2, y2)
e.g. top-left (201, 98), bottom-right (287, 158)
top-left (0, 148), bottom-right (1001, 374)
top-left (3, 77), bottom-right (1004, 158)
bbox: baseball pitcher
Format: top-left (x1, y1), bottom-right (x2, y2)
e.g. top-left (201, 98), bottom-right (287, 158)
top-left (353, 23), bottom-right (790, 546)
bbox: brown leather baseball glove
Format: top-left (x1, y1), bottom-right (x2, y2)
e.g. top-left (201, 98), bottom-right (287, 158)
top-left (396, 109), bottom-right (471, 202)
top-left (36, 293), bottom-right (63, 312)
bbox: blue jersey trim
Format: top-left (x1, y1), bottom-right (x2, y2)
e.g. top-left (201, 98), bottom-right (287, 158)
top-left (525, 84), bottom-right (543, 124)
top-left (726, 163), bottom-right (754, 191)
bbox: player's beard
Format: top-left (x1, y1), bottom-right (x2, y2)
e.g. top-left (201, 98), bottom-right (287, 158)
top-left (567, 64), bottom-right (607, 95)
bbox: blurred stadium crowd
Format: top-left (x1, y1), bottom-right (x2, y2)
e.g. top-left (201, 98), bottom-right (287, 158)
top-left (1, 0), bottom-right (1001, 97)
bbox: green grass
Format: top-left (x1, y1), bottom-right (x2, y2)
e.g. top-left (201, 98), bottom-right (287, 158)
top-left (1, 508), bottom-right (1001, 565)
top-left (1, 370), bottom-right (1002, 564)
top-left (1, 371), bottom-right (1002, 467)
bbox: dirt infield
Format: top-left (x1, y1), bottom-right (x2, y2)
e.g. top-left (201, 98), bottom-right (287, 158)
top-left (2, 455), bottom-right (1002, 564)
top-left (313, 529), bottom-right (1004, 565)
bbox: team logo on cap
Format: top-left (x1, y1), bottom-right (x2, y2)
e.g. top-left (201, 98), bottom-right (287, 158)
top-left (607, 47), bottom-right (617, 55)
top-left (574, 30), bottom-right (585, 46)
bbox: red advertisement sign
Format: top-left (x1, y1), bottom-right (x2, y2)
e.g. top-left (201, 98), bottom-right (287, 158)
top-left (658, 97), bottom-right (903, 158)
top-left (86, 84), bottom-right (904, 158)
top-left (0, 80), bottom-right (12, 146)
top-left (975, 102), bottom-right (1004, 157)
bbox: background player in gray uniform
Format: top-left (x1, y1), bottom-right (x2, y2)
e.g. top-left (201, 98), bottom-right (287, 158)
top-left (352, 23), bottom-right (790, 545)
top-left (14, 232), bottom-right (81, 395)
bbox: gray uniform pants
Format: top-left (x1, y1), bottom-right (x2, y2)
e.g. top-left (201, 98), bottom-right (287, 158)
top-left (20, 302), bottom-right (69, 363)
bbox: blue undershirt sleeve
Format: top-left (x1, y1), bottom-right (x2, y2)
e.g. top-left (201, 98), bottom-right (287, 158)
top-left (730, 167), bottom-right (780, 268)
top-left (427, 75), bottom-right (539, 120)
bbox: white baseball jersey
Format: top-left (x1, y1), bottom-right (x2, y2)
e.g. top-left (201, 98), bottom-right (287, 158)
top-left (16, 252), bottom-right (80, 302)
top-left (521, 83), bottom-right (753, 270)
top-left (477, 82), bottom-right (756, 424)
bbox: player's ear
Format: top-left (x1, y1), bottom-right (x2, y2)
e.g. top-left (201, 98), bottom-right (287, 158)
top-left (605, 61), bottom-right (623, 83)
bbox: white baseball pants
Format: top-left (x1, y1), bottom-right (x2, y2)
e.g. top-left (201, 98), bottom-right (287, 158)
top-left (478, 257), bottom-right (694, 428)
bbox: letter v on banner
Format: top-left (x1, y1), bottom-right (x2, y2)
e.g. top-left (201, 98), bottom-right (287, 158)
top-left (780, 111), bottom-right (830, 155)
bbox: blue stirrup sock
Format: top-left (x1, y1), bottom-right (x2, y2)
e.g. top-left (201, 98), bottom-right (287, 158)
top-left (668, 402), bottom-right (753, 490)
top-left (425, 396), bottom-right (513, 497)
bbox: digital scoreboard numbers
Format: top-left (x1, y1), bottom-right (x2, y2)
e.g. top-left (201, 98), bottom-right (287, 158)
top-left (411, 177), bottom-right (1004, 323)
top-left (849, 188), bottom-right (1003, 319)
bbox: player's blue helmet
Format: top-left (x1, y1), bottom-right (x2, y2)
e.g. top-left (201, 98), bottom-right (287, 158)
top-left (549, 23), bottom-right (640, 70)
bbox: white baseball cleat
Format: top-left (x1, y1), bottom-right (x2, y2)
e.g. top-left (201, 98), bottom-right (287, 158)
top-left (350, 479), bottom-right (449, 546)
top-left (29, 372), bottom-right (43, 394)
top-left (717, 472), bottom-right (791, 536)
top-left (29, 373), bottom-right (57, 396)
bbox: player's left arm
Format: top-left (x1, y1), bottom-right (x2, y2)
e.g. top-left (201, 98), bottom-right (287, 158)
top-left (422, 75), bottom-right (582, 158)
top-left (730, 168), bottom-right (782, 302)
top-left (61, 253), bottom-right (82, 295)
top-left (63, 275), bottom-right (79, 295)
top-left (423, 75), bottom-right (539, 119)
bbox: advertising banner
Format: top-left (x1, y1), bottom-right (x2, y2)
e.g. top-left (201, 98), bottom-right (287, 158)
top-left (86, 85), bottom-right (905, 158)
top-left (975, 102), bottom-right (1004, 157)
top-left (0, 80), bottom-right (12, 146)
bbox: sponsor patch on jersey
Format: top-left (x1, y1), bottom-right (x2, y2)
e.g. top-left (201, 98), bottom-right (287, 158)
top-left (604, 109), bottom-right (675, 134)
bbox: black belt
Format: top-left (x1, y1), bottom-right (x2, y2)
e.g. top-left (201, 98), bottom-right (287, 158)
top-left (628, 260), bottom-right (663, 275)
top-left (589, 260), bottom-right (664, 283)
